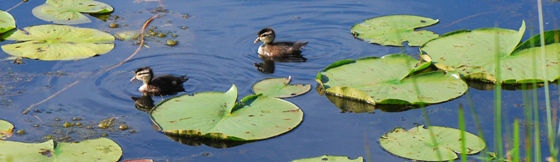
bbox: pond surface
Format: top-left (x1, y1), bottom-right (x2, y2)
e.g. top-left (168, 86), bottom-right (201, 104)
top-left (1, 0), bottom-right (560, 161)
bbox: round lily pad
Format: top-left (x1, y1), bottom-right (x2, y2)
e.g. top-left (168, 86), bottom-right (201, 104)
top-left (0, 10), bottom-right (16, 34)
top-left (379, 125), bottom-right (485, 161)
top-left (0, 120), bottom-right (14, 140)
top-left (422, 21), bottom-right (560, 84)
top-left (292, 155), bottom-right (364, 162)
top-left (351, 15), bottom-right (439, 46)
top-left (316, 54), bottom-right (468, 105)
top-left (150, 85), bottom-right (303, 141)
top-left (1, 24), bottom-right (115, 60)
top-left (0, 138), bottom-right (122, 161)
top-left (32, 0), bottom-right (113, 24)
top-left (252, 77), bottom-right (311, 98)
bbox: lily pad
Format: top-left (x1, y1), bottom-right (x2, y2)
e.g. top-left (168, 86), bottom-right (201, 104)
top-left (351, 15), bottom-right (439, 46)
top-left (32, 0), bottom-right (113, 24)
top-left (379, 125), bottom-right (485, 161)
top-left (0, 10), bottom-right (16, 34)
top-left (1, 24), bottom-right (115, 60)
top-left (292, 155), bottom-right (364, 162)
top-left (0, 138), bottom-right (122, 161)
top-left (0, 120), bottom-right (14, 140)
top-left (150, 85), bottom-right (303, 141)
top-left (252, 76), bottom-right (311, 98)
top-left (420, 21), bottom-right (560, 84)
top-left (316, 54), bottom-right (468, 105)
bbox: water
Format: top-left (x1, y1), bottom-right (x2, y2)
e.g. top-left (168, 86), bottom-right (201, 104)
top-left (1, 0), bottom-right (559, 161)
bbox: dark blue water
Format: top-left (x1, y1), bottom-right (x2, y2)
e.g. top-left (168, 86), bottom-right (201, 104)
top-left (1, 0), bottom-right (559, 161)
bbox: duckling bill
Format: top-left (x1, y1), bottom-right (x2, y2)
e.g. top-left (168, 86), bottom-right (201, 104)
top-left (254, 28), bottom-right (308, 58)
top-left (130, 67), bottom-right (188, 95)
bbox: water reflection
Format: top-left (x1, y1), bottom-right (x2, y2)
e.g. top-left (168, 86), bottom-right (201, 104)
top-left (254, 54), bottom-right (307, 74)
top-left (466, 80), bottom-right (545, 90)
top-left (164, 133), bottom-right (251, 148)
top-left (131, 95), bottom-right (155, 112)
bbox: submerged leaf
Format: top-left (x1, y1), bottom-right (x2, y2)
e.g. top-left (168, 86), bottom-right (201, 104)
top-left (1, 24), bottom-right (115, 60)
top-left (252, 77), bottom-right (311, 98)
top-left (0, 10), bottom-right (16, 34)
top-left (32, 0), bottom-right (113, 24)
top-left (379, 125), bottom-right (485, 161)
top-left (351, 15), bottom-right (439, 46)
top-left (150, 85), bottom-right (303, 141)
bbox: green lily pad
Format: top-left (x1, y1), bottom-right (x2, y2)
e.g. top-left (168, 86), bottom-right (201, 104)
top-left (150, 85), bottom-right (303, 141)
top-left (1, 24), bottom-right (115, 60)
top-left (0, 10), bottom-right (16, 34)
top-left (351, 15), bottom-right (439, 46)
top-left (252, 77), bottom-right (311, 98)
top-left (379, 125), bottom-right (486, 161)
top-left (0, 120), bottom-right (14, 140)
top-left (292, 155), bottom-right (364, 162)
top-left (0, 138), bottom-right (122, 161)
top-left (420, 21), bottom-right (559, 84)
top-left (55, 138), bottom-right (122, 160)
top-left (32, 0), bottom-right (113, 24)
top-left (316, 54), bottom-right (468, 105)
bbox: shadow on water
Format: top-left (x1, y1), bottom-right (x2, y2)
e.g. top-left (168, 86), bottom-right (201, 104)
top-left (253, 54), bottom-right (307, 74)
top-left (164, 134), bottom-right (252, 148)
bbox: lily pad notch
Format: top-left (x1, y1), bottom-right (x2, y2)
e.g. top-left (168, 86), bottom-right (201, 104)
top-left (150, 84), bottom-right (304, 141)
top-left (420, 21), bottom-right (560, 84)
top-left (316, 54), bottom-right (468, 106)
top-left (252, 76), bottom-right (311, 98)
top-left (379, 125), bottom-right (485, 161)
top-left (32, 0), bottom-right (114, 24)
top-left (1, 24), bottom-right (115, 60)
top-left (351, 15), bottom-right (439, 46)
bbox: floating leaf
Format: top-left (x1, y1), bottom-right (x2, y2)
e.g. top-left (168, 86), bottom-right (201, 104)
top-left (150, 85), bottom-right (303, 141)
top-left (292, 155), bottom-right (364, 162)
top-left (1, 24), bottom-right (115, 60)
top-left (115, 30), bottom-right (141, 41)
top-left (379, 125), bottom-right (485, 161)
top-left (351, 15), bottom-right (439, 46)
top-left (316, 54), bottom-right (467, 105)
top-left (32, 0), bottom-right (113, 24)
top-left (419, 21), bottom-right (559, 84)
top-left (252, 77), bottom-right (311, 98)
top-left (0, 120), bottom-right (14, 140)
top-left (0, 10), bottom-right (16, 34)
top-left (0, 138), bottom-right (122, 161)
top-left (55, 138), bottom-right (122, 160)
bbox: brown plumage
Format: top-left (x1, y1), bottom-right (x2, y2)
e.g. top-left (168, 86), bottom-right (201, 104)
top-left (254, 28), bottom-right (307, 59)
top-left (130, 67), bottom-right (188, 96)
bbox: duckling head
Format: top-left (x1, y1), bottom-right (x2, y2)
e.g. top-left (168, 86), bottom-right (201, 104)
top-left (254, 28), bottom-right (275, 44)
top-left (130, 67), bottom-right (154, 84)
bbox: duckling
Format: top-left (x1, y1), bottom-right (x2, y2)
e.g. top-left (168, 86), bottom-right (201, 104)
top-left (130, 67), bottom-right (188, 95)
top-left (254, 28), bottom-right (308, 58)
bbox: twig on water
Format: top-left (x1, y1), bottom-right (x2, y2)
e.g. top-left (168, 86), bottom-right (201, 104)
top-left (22, 80), bottom-right (80, 115)
top-left (443, 11), bottom-right (496, 28)
top-left (6, 1), bottom-right (26, 12)
top-left (104, 14), bottom-right (159, 72)
top-left (22, 15), bottom-right (160, 115)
